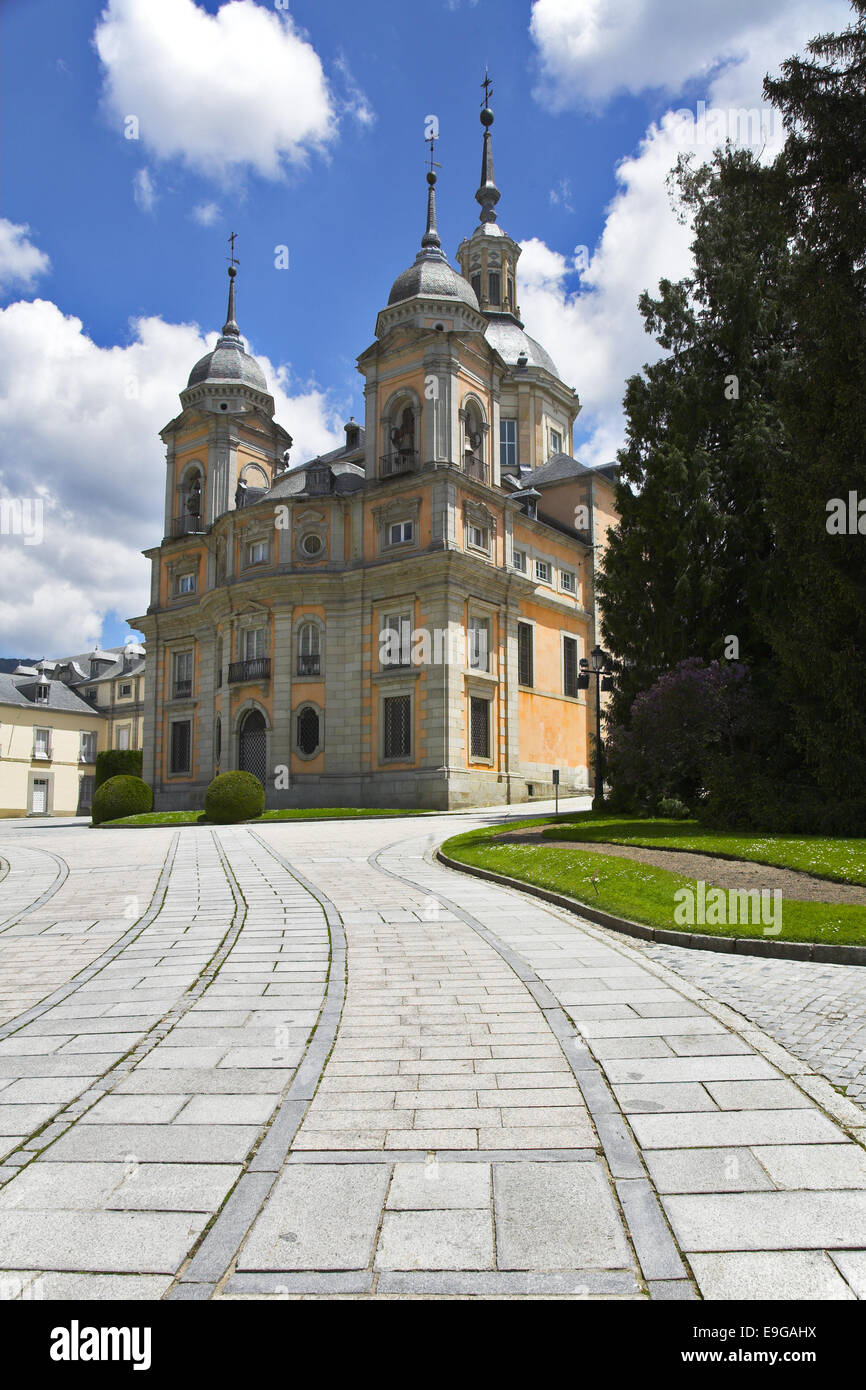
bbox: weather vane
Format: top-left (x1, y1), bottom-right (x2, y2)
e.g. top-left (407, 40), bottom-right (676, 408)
top-left (481, 67), bottom-right (493, 108)
top-left (427, 132), bottom-right (441, 177)
top-left (227, 231), bottom-right (240, 269)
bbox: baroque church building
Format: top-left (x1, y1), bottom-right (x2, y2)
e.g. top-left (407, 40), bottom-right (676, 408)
top-left (135, 100), bottom-right (618, 811)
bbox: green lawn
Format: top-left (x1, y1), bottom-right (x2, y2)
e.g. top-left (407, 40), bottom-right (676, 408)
top-left (440, 820), bottom-right (866, 946)
top-left (539, 813), bottom-right (866, 886)
top-left (99, 807), bottom-right (434, 828)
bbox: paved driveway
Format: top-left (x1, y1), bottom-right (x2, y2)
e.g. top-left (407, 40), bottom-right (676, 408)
top-left (0, 803), bottom-right (864, 1301)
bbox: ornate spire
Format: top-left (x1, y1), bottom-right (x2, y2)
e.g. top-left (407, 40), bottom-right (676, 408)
top-left (421, 132), bottom-right (444, 254)
top-left (222, 231), bottom-right (240, 337)
top-left (222, 265), bottom-right (240, 338)
top-left (476, 70), bottom-right (500, 224)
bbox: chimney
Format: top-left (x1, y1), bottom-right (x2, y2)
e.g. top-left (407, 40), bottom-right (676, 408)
top-left (344, 417), bottom-right (361, 452)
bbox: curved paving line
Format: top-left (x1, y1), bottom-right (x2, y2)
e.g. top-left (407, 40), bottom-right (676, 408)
top-left (437, 849), bottom-right (866, 969)
top-left (368, 835), bottom-right (697, 1301)
top-left (165, 829), bottom-right (347, 1300)
top-left (0, 829), bottom-right (259, 1178)
top-left (0, 843), bottom-right (70, 934)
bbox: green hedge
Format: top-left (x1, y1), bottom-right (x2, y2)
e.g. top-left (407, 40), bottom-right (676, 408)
top-left (92, 775), bottom-right (153, 826)
top-left (204, 771), bottom-right (265, 824)
top-left (95, 748), bottom-right (143, 790)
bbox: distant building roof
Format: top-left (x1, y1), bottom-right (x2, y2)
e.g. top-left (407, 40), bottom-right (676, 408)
top-left (0, 673), bottom-right (106, 716)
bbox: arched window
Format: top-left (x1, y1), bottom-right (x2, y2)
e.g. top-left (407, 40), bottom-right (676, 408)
top-left (216, 637), bottom-right (223, 688)
top-left (214, 716), bottom-right (221, 766)
top-left (381, 391), bottom-right (420, 477)
top-left (176, 466), bottom-right (205, 537)
top-left (296, 705), bottom-right (320, 756)
top-left (463, 401), bottom-right (486, 482)
top-left (297, 622), bottom-right (321, 677)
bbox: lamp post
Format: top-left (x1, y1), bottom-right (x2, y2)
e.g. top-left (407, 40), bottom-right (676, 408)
top-left (578, 645), bottom-right (614, 810)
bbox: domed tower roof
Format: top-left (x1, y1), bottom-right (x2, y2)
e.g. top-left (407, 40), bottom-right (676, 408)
top-left (187, 266), bottom-right (268, 392)
top-left (387, 168), bottom-right (480, 311)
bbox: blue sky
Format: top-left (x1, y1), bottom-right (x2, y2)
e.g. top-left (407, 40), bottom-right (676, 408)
top-left (0, 0), bottom-right (851, 654)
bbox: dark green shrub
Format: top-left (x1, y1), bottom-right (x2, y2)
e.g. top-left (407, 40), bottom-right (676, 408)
top-left (95, 748), bottom-right (143, 790)
top-left (91, 775), bottom-right (153, 826)
top-left (204, 771), bottom-right (264, 824)
top-left (657, 797), bottom-right (691, 819)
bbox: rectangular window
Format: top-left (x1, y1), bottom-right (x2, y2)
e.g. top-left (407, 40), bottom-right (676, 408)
top-left (512, 548), bottom-right (526, 572)
top-left (563, 636), bottom-right (579, 698)
top-left (468, 617), bottom-right (490, 671)
top-left (470, 697), bottom-right (491, 760)
top-left (177, 573), bottom-right (196, 595)
top-left (388, 520), bottom-right (414, 546)
top-left (549, 429), bottom-right (562, 457)
top-left (78, 774), bottom-right (94, 810)
top-left (507, 275), bottom-right (515, 310)
top-left (560, 570), bottom-right (575, 593)
top-left (471, 272), bottom-right (481, 301)
top-left (381, 614), bottom-right (412, 668)
top-left (119, 682), bottom-right (132, 697)
top-left (33, 727), bottom-right (51, 760)
top-left (116, 726), bottom-right (130, 751)
top-left (383, 694), bottom-right (411, 760)
top-left (488, 270), bottom-right (501, 305)
top-left (244, 627), bottom-right (266, 661)
top-left (500, 418), bottom-right (518, 469)
top-left (517, 623), bottom-right (534, 688)
top-left (173, 650), bottom-right (193, 699)
top-left (535, 559), bottom-right (552, 583)
top-left (79, 731), bottom-right (97, 763)
top-left (246, 539), bottom-right (268, 566)
top-left (468, 524), bottom-right (489, 551)
top-left (169, 720), bottom-right (192, 775)
top-left (35, 683), bottom-right (49, 704)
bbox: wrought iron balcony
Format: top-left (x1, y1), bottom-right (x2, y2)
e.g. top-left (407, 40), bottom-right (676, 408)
top-left (380, 450), bottom-right (419, 478)
top-left (297, 654), bottom-right (321, 677)
top-left (464, 458), bottom-right (489, 484)
top-left (171, 514), bottom-right (207, 539)
top-left (228, 657), bottom-right (271, 684)
top-left (173, 679), bottom-right (193, 699)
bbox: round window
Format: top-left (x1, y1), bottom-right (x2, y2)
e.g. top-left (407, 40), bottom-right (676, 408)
top-left (301, 533), bottom-right (323, 557)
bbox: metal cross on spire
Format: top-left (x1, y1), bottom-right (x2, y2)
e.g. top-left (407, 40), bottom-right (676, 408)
top-left (427, 132), bottom-right (441, 177)
top-left (227, 231), bottom-right (240, 269)
top-left (481, 67), bottom-right (493, 108)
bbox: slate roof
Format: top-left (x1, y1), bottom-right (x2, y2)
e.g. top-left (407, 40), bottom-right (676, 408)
top-left (0, 673), bottom-right (106, 716)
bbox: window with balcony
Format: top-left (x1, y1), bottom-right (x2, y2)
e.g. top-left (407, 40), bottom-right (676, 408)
top-left (517, 623), bottom-right (534, 688)
top-left (297, 622), bottom-right (321, 677)
top-left (173, 650), bottom-right (193, 699)
top-left (383, 694), bottom-right (411, 760)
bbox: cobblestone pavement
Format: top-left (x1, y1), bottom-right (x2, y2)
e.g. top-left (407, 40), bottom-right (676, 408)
top-left (637, 945), bottom-right (866, 1110)
top-left (0, 805), bottom-right (864, 1302)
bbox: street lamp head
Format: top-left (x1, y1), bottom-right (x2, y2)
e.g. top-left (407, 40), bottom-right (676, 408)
top-left (591, 645), bottom-right (605, 667)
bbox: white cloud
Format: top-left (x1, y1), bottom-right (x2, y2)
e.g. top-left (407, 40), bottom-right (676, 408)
top-left (521, 0), bottom-right (852, 464)
top-left (530, 0), bottom-right (849, 107)
top-left (93, 0), bottom-right (336, 181)
top-left (333, 54), bottom-right (376, 129)
top-left (192, 202), bottom-right (221, 227)
top-left (0, 220), bottom-right (51, 295)
top-left (0, 294), bottom-right (347, 654)
top-left (132, 167), bottom-right (157, 213)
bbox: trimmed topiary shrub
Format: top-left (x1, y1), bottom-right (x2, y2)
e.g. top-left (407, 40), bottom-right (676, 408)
top-left (204, 771), bottom-right (265, 824)
top-left (95, 748), bottom-right (143, 790)
top-left (91, 775), bottom-right (153, 826)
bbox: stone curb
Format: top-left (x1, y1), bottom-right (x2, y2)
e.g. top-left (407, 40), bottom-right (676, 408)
top-left (435, 850), bottom-right (866, 968)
